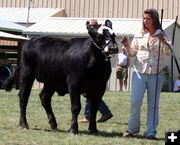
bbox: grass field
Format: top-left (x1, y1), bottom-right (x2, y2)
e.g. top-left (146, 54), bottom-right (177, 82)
top-left (0, 90), bottom-right (179, 145)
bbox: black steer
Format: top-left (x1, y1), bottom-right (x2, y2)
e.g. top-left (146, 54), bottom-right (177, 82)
top-left (3, 20), bottom-right (118, 134)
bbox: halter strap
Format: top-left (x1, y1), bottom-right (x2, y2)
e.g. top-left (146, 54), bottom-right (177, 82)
top-left (89, 36), bottom-right (112, 59)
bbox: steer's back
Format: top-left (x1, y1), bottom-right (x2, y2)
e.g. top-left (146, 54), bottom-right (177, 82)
top-left (22, 36), bottom-right (101, 93)
top-left (21, 36), bottom-right (111, 96)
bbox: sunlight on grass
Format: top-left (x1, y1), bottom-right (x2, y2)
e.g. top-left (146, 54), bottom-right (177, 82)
top-left (0, 90), bottom-right (179, 145)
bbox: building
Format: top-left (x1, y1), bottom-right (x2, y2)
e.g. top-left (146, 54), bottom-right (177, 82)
top-left (0, 0), bottom-right (180, 91)
top-left (1, 0), bottom-right (180, 23)
top-left (22, 17), bottom-right (180, 91)
top-left (0, 7), bottom-right (66, 27)
top-left (0, 7), bottom-right (66, 89)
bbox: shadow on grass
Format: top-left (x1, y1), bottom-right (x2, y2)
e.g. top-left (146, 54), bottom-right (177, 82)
top-left (113, 122), bottom-right (128, 125)
top-left (79, 130), bottom-right (121, 137)
top-left (31, 127), bottom-right (120, 137)
top-left (31, 127), bottom-right (164, 141)
top-left (31, 127), bottom-right (62, 132)
top-left (132, 134), bottom-right (165, 141)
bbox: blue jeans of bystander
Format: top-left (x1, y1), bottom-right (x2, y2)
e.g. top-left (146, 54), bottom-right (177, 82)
top-left (84, 98), bottom-right (112, 119)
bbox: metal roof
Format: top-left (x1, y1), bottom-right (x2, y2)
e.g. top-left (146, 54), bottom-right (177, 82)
top-left (22, 17), bottom-right (175, 37)
top-left (0, 31), bottom-right (28, 41)
top-left (0, 8), bottom-right (64, 23)
top-left (0, 19), bottom-right (26, 32)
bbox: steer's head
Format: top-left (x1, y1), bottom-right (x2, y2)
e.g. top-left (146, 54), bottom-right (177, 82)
top-left (86, 19), bottom-right (119, 58)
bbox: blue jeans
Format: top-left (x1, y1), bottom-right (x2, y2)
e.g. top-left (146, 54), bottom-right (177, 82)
top-left (128, 71), bottom-right (164, 137)
top-left (84, 98), bottom-right (112, 119)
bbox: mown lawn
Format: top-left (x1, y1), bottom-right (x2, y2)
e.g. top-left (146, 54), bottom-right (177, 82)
top-left (0, 90), bottom-right (179, 145)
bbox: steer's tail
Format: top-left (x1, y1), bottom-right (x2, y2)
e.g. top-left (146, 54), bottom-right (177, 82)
top-left (2, 65), bottom-right (20, 92)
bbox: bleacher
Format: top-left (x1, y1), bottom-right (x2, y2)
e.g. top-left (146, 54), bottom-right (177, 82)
top-left (0, 47), bottom-right (17, 67)
top-left (0, 45), bottom-right (18, 88)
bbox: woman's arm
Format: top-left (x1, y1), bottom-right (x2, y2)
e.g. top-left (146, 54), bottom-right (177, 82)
top-left (121, 36), bottom-right (138, 57)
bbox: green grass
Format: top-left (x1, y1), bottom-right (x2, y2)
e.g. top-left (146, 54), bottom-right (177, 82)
top-left (0, 90), bottom-right (179, 145)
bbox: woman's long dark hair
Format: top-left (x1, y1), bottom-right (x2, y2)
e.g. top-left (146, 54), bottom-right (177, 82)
top-left (142, 8), bottom-right (162, 33)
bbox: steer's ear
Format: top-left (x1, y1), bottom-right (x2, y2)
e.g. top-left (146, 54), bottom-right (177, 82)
top-left (105, 19), bottom-right (112, 29)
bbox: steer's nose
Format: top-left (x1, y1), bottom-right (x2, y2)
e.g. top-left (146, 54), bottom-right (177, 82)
top-left (109, 43), bottom-right (119, 54)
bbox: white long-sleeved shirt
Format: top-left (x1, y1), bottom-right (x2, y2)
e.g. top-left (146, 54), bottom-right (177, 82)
top-left (127, 32), bottom-right (171, 74)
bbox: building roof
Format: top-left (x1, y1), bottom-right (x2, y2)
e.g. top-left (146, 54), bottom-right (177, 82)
top-left (0, 31), bottom-right (28, 41)
top-left (22, 17), bottom-right (175, 37)
top-left (0, 8), bottom-right (65, 24)
top-left (0, 19), bottom-right (26, 32)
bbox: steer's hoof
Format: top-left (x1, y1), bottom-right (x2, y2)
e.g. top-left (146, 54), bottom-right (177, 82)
top-left (50, 122), bottom-right (57, 130)
top-left (89, 129), bottom-right (98, 135)
top-left (50, 125), bottom-right (58, 131)
top-left (20, 124), bottom-right (29, 130)
top-left (68, 128), bottom-right (78, 135)
top-left (51, 127), bottom-right (59, 132)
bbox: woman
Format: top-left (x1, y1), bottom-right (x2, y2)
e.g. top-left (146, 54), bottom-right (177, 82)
top-left (121, 9), bottom-right (171, 139)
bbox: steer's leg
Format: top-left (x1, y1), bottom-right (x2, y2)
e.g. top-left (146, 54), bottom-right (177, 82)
top-left (67, 79), bottom-right (81, 134)
top-left (88, 97), bottom-right (101, 134)
top-left (19, 66), bottom-right (35, 129)
top-left (88, 83), bottom-right (106, 134)
top-left (39, 85), bottom-right (57, 130)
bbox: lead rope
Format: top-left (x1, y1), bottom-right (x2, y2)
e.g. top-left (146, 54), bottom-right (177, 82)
top-left (171, 16), bottom-right (180, 91)
top-left (153, 9), bottom-right (163, 130)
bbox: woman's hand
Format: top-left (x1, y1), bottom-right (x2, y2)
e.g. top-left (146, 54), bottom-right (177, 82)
top-left (153, 29), bottom-right (166, 41)
top-left (156, 33), bottom-right (166, 41)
